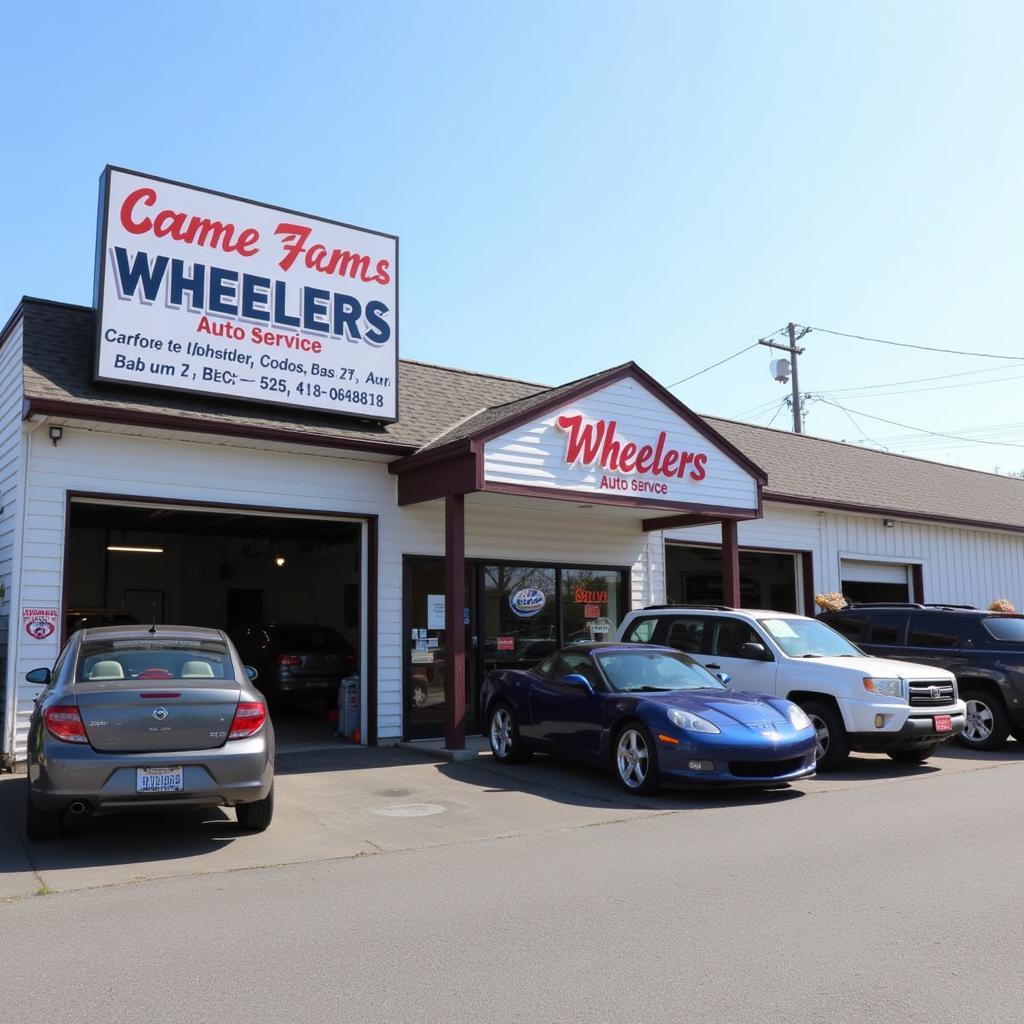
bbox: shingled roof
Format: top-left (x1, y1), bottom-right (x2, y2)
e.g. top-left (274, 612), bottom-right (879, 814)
top-left (16, 298), bottom-right (544, 452)
top-left (707, 415), bottom-right (1024, 533)
top-left (10, 296), bottom-right (1024, 533)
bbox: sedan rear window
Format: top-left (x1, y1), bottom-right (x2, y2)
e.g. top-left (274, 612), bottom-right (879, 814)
top-left (277, 625), bottom-right (349, 651)
top-left (76, 639), bottom-right (230, 682)
top-left (981, 616), bottom-right (1024, 643)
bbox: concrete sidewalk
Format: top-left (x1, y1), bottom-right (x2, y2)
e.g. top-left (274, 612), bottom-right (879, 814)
top-left (3, 741), bottom-right (1022, 900)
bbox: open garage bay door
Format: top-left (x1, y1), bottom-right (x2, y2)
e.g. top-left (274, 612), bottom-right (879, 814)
top-left (65, 499), bottom-right (366, 751)
top-left (840, 559), bottom-right (911, 604)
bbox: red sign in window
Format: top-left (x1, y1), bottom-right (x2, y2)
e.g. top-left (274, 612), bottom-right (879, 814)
top-left (496, 636), bottom-right (515, 652)
top-left (584, 604), bottom-right (600, 619)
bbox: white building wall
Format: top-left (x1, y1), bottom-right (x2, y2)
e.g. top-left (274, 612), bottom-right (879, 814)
top-left (0, 320), bottom-right (25, 763)
top-left (662, 501), bottom-right (1024, 610)
top-left (6, 423), bottom-right (657, 759)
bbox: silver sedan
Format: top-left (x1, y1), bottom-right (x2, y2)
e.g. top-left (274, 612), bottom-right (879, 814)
top-left (25, 625), bottom-right (275, 840)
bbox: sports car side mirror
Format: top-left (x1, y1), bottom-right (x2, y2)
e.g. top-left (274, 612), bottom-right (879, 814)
top-left (715, 672), bottom-right (731, 685)
top-left (563, 673), bottom-right (595, 695)
top-left (25, 667), bottom-right (51, 685)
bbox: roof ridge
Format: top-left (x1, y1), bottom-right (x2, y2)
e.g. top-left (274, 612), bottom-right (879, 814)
top-left (398, 357), bottom-right (548, 388)
top-left (704, 412), bottom-right (1024, 485)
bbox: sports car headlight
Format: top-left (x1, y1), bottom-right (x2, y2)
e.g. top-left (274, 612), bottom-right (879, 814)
top-left (788, 704), bottom-right (811, 730)
top-left (863, 677), bottom-right (902, 698)
top-left (667, 708), bottom-right (720, 734)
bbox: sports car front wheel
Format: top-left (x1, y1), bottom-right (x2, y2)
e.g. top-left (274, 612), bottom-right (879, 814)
top-left (614, 724), bottom-right (660, 795)
top-left (489, 703), bottom-right (530, 763)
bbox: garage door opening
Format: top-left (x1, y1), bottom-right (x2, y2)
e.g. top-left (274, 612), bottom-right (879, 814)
top-left (839, 559), bottom-right (911, 604)
top-left (666, 543), bottom-right (801, 613)
top-left (64, 500), bottom-right (365, 752)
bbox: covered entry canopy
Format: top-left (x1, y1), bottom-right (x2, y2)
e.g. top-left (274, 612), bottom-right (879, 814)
top-left (389, 362), bottom-right (767, 748)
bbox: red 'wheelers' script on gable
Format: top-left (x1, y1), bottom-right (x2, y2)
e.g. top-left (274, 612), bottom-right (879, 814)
top-left (555, 414), bottom-right (708, 481)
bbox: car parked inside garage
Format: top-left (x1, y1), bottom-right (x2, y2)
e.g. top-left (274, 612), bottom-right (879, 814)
top-left (819, 603), bottom-right (1024, 751)
top-left (25, 625), bottom-right (275, 839)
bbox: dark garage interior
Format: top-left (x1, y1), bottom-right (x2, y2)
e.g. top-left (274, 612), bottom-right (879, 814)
top-left (65, 500), bottom-right (363, 745)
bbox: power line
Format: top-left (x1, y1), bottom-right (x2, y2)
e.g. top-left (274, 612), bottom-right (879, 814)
top-left (667, 342), bottom-right (759, 388)
top-left (816, 398), bottom-right (1024, 451)
top-left (815, 371), bottom-right (1024, 401)
top-left (818, 361), bottom-right (1024, 396)
top-left (763, 398), bottom-right (790, 429)
top-left (806, 325), bottom-right (1022, 361)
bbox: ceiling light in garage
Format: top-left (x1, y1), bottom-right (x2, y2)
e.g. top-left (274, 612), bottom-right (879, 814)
top-left (275, 555), bottom-right (286, 567)
top-left (106, 546), bottom-right (164, 554)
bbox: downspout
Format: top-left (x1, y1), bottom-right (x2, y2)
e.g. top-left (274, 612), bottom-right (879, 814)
top-left (2, 415), bottom-right (46, 769)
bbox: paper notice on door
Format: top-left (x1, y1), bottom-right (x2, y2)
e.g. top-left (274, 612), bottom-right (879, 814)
top-left (427, 595), bottom-right (446, 630)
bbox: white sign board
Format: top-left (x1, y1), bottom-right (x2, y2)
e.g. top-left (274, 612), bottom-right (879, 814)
top-left (94, 167), bottom-right (398, 420)
top-left (427, 594), bottom-right (446, 630)
top-left (483, 377), bottom-right (759, 510)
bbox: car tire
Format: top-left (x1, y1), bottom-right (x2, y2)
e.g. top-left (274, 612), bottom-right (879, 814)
top-left (959, 688), bottom-right (1011, 751)
top-left (800, 699), bottom-right (850, 772)
top-left (488, 703), bottom-right (530, 763)
top-left (887, 742), bottom-right (940, 763)
top-left (236, 783), bottom-right (274, 832)
top-left (25, 783), bottom-right (62, 841)
top-left (613, 722), bottom-right (661, 795)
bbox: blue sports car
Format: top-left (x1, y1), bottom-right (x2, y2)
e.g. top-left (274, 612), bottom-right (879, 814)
top-left (480, 643), bottom-right (817, 792)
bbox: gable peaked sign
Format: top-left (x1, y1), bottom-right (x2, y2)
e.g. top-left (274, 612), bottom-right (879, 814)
top-left (391, 363), bottom-right (766, 515)
top-left (482, 375), bottom-right (762, 512)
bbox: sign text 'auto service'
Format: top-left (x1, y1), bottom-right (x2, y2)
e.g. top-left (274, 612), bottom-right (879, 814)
top-left (555, 414), bottom-right (707, 496)
top-left (94, 168), bottom-right (398, 419)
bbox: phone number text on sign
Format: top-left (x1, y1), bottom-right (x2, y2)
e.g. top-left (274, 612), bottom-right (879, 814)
top-left (94, 168), bottom-right (399, 421)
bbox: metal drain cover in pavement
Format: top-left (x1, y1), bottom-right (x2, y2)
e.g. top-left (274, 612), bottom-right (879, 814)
top-left (372, 803), bottom-right (446, 818)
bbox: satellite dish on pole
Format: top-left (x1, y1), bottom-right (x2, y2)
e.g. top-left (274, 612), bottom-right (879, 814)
top-left (770, 358), bottom-right (791, 383)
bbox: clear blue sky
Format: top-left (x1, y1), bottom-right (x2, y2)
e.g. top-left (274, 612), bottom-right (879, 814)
top-left (3, 2), bottom-right (1022, 471)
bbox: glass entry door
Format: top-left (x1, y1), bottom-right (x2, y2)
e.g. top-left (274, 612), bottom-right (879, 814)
top-left (404, 557), bottom-right (477, 740)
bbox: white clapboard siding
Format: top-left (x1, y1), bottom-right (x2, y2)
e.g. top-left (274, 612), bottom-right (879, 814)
top-left (659, 501), bottom-right (1024, 611)
top-left (484, 377), bottom-right (759, 510)
top-left (6, 424), bottom-right (658, 758)
top-left (0, 320), bottom-right (24, 763)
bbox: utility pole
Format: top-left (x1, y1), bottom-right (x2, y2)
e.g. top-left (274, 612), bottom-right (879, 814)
top-left (759, 323), bottom-right (810, 433)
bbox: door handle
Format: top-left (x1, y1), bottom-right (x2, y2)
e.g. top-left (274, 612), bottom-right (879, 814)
top-left (705, 663), bottom-right (721, 670)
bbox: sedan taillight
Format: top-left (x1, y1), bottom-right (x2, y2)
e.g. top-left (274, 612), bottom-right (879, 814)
top-left (43, 705), bottom-right (88, 744)
top-left (228, 702), bottom-right (267, 739)
top-left (275, 655), bottom-right (302, 667)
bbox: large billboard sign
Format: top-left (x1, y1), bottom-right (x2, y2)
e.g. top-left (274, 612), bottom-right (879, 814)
top-left (94, 168), bottom-right (398, 421)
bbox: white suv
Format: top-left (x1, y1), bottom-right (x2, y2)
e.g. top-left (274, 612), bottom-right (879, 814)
top-left (614, 605), bottom-right (966, 770)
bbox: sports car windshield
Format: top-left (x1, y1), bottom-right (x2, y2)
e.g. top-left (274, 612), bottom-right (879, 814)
top-left (759, 618), bottom-right (862, 658)
top-left (595, 650), bottom-right (725, 692)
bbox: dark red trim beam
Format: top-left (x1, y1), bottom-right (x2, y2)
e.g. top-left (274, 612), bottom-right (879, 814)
top-left (721, 519), bottom-right (741, 607)
top-left (444, 493), bottom-right (467, 750)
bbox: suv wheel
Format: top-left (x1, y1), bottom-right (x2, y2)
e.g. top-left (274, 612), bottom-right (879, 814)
top-left (800, 699), bottom-right (850, 772)
top-left (959, 688), bottom-right (1010, 751)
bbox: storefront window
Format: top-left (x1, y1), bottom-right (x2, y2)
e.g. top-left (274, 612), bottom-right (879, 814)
top-left (482, 566), bottom-right (558, 669)
top-left (561, 568), bottom-right (626, 644)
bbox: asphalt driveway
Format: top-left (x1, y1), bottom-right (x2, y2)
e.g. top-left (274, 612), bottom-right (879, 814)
top-left (3, 740), bottom-right (1022, 900)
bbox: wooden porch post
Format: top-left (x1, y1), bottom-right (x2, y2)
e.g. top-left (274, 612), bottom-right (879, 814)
top-left (444, 493), bottom-right (466, 749)
top-left (721, 519), bottom-right (741, 607)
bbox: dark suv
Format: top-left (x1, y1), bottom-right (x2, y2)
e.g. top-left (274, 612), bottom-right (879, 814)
top-left (819, 604), bottom-right (1024, 751)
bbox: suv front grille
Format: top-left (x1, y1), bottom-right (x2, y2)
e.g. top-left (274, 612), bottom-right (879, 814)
top-left (908, 681), bottom-right (956, 707)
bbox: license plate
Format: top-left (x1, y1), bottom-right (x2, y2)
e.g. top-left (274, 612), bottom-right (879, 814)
top-left (934, 715), bottom-right (953, 733)
top-left (136, 766), bottom-right (184, 793)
